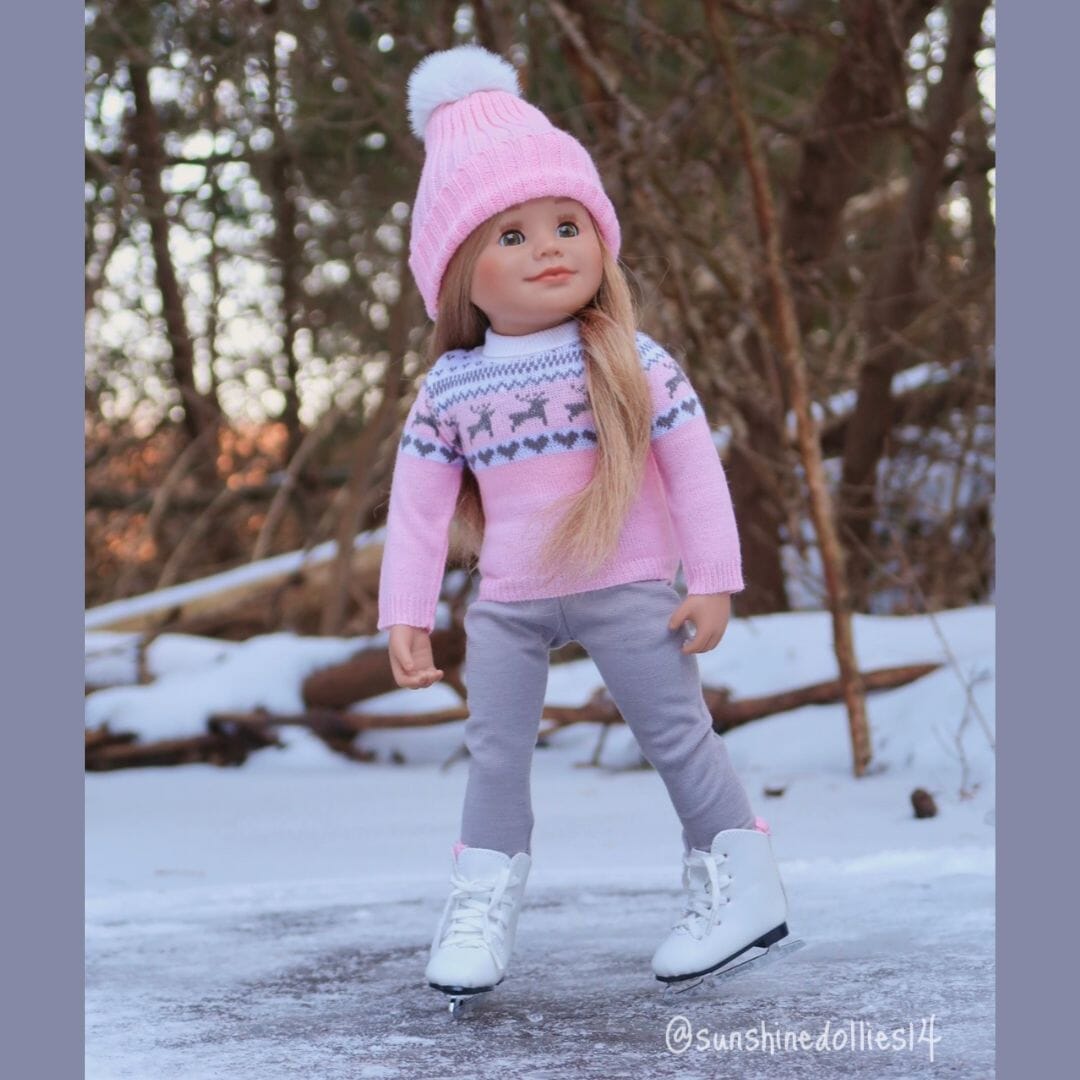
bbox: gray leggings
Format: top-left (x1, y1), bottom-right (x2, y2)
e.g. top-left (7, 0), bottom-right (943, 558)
top-left (460, 579), bottom-right (755, 858)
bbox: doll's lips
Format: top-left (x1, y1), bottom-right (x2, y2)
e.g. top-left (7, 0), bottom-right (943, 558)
top-left (528, 267), bottom-right (575, 282)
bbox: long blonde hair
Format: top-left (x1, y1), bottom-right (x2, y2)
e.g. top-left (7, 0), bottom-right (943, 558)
top-left (422, 212), bottom-right (653, 585)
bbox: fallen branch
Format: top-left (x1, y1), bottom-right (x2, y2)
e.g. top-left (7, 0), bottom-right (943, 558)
top-left (85, 662), bottom-right (942, 770)
top-left (235, 662), bottom-right (942, 739)
top-left (85, 719), bottom-right (283, 771)
top-left (536, 662), bottom-right (940, 737)
top-left (85, 724), bottom-right (138, 752)
top-left (705, 661), bottom-right (941, 733)
top-left (301, 626), bottom-right (467, 708)
top-left (85, 539), bottom-right (383, 634)
top-left (211, 706), bottom-right (470, 733)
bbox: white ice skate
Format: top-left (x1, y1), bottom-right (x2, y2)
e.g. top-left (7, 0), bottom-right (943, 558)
top-left (652, 825), bottom-right (804, 995)
top-left (426, 844), bottom-right (531, 1017)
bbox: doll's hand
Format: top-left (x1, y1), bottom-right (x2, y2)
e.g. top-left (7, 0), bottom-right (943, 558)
top-left (668, 593), bottom-right (732, 654)
top-left (387, 625), bottom-right (444, 689)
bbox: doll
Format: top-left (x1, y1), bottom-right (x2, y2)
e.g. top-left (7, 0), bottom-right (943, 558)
top-left (376, 45), bottom-right (791, 1009)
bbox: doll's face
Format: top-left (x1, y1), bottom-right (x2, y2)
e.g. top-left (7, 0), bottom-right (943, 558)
top-left (470, 196), bottom-right (603, 336)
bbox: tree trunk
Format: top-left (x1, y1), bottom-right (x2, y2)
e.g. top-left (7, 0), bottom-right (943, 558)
top-left (961, 79), bottom-right (996, 284)
top-left (126, 58), bottom-right (220, 450)
top-left (706, 0), bottom-right (873, 776)
top-left (725, 422), bottom-right (790, 611)
top-left (320, 244), bottom-right (414, 635)
top-left (723, 0), bottom-right (933, 615)
top-left (782, 0), bottom-right (934, 278)
top-left (269, 147), bottom-right (303, 458)
top-left (266, 9), bottom-right (303, 459)
top-left (840, 0), bottom-right (989, 600)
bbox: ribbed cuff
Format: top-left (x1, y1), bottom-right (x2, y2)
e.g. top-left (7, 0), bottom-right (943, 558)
top-left (682, 559), bottom-right (745, 595)
top-left (376, 593), bottom-right (437, 633)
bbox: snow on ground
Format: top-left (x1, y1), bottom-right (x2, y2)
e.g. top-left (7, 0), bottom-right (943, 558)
top-left (86, 605), bottom-right (995, 1079)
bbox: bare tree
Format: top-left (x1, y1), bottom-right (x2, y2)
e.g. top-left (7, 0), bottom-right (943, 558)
top-left (706, 0), bottom-right (871, 776)
top-left (127, 52), bottom-right (221, 448)
top-left (840, 0), bottom-right (990, 598)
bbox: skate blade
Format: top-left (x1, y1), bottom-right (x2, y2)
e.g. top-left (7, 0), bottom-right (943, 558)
top-left (661, 936), bottom-right (806, 997)
top-left (430, 980), bottom-right (502, 1019)
top-left (447, 993), bottom-right (484, 1018)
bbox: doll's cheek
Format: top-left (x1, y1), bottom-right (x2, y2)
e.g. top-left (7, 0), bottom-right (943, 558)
top-left (472, 253), bottom-right (512, 302)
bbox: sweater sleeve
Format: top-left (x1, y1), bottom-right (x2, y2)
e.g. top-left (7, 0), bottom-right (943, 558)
top-left (376, 376), bottom-right (465, 632)
top-left (639, 333), bottom-right (745, 595)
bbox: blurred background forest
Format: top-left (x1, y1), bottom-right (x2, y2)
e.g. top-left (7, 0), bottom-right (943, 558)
top-left (84, 0), bottom-right (995, 640)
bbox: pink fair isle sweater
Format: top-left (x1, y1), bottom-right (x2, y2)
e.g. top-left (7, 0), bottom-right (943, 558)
top-left (376, 318), bottom-right (744, 632)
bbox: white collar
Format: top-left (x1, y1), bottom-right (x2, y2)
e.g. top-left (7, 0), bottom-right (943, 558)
top-left (482, 318), bottom-right (581, 358)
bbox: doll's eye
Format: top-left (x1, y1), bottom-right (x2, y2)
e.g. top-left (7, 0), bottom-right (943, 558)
top-left (556, 221), bottom-right (580, 238)
top-left (498, 229), bottom-right (525, 246)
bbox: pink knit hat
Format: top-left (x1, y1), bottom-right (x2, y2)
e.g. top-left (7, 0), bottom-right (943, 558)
top-left (405, 44), bottom-right (621, 320)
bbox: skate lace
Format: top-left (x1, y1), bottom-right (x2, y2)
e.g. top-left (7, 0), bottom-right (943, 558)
top-left (673, 850), bottom-right (732, 941)
top-left (441, 869), bottom-right (520, 950)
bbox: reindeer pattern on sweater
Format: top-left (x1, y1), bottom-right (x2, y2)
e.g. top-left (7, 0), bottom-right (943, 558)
top-left (399, 332), bottom-right (698, 472)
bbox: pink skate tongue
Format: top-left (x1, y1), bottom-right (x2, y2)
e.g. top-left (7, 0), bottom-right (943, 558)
top-left (456, 847), bottom-right (512, 880)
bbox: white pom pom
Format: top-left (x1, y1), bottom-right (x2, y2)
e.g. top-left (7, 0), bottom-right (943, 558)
top-left (407, 45), bottom-right (522, 142)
